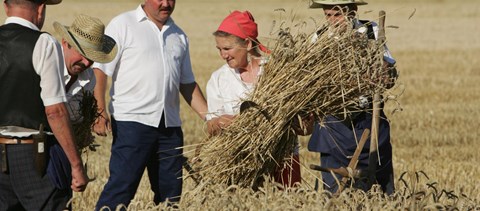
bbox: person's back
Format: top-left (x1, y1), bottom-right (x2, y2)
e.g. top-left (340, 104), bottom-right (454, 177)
top-left (0, 0), bottom-right (88, 210)
top-left (0, 23), bottom-right (48, 130)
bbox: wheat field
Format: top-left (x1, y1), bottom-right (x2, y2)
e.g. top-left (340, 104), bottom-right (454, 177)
top-left (2, 0), bottom-right (479, 210)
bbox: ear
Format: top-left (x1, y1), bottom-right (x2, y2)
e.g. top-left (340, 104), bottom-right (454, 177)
top-left (37, 3), bottom-right (45, 23)
top-left (4, 1), bottom-right (9, 15)
top-left (61, 38), bottom-right (69, 48)
top-left (38, 3), bottom-right (45, 15)
top-left (245, 38), bottom-right (253, 51)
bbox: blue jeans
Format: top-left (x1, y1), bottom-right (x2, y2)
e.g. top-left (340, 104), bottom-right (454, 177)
top-left (96, 117), bottom-right (183, 210)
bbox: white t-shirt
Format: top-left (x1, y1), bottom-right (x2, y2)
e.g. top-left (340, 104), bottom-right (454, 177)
top-left (93, 5), bottom-right (195, 127)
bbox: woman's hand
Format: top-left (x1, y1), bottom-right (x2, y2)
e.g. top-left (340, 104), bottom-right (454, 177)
top-left (206, 115), bottom-right (235, 136)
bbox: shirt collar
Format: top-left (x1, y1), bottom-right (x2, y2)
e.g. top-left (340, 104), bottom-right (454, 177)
top-left (63, 59), bottom-right (92, 90)
top-left (64, 68), bottom-right (92, 89)
top-left (5, 17), bottom-right (40, 31)
top-left (135, 4), bottom-right (174, 30)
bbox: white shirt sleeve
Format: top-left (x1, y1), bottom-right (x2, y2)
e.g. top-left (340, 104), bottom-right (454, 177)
top-left (180, 37), bottom-right (195, 84)
top-left (32, 33), bottom-right (67, 106)
top-left (206, 72), bottom-right (225, 118)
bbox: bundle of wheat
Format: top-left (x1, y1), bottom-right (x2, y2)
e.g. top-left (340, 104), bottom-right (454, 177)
top-left (190, 19), bottom-right (390, 189)
top-left (71, 90), bottom-right (101, 152)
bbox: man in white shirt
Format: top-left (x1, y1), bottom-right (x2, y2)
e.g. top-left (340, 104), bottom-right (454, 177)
top-left (92, 0), bottom-right (208, 209)
top-left (0, 0), bottom-right (88, 210)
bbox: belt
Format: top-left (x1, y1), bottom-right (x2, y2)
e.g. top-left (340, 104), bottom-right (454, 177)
top-left (0, 137), bottom-right (35, 144)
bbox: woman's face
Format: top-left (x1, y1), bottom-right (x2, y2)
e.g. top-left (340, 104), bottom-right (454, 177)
top-left (215, 35), bottom-right (249, 69)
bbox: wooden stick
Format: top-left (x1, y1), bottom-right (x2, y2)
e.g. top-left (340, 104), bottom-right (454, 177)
top-left (335, 128), bottom-right (370, 195)
top-left (367, 10), bottom-right (386, 189)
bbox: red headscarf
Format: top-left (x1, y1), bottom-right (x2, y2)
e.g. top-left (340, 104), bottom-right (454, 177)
top-left (217, 10), bottom-right (270, 53)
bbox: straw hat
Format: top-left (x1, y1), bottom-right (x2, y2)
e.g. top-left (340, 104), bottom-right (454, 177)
top-left (309, 0), bottom-right (368, 9)
top-left (53, 14), bottom-right (117, 63)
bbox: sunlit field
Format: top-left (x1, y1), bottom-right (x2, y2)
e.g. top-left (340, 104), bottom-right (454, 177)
top-left (2, 0), bottom-right (479, 209)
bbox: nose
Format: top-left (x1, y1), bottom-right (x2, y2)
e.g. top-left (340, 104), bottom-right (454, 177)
top-left (220, 50), bottom-right (229, 60)
top-left (83, 57), bottom-right (94, 68)
top-left (160, 0), bottom-right (170, 6)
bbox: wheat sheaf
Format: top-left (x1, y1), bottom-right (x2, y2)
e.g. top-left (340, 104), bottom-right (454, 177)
top-left (189, 15), bottom-right (394, 190)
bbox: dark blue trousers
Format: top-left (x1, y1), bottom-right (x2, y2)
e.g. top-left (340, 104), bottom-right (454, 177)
top-left (96, 117), bottom-right (183, 210)
top-left (320, 149), bottom-right (394, 194)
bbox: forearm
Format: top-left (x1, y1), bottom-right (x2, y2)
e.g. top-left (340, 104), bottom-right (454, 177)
top-left (45, 103), bottom-right (83, 169)
top-left (180, 82), bottom-right (208, 120)
top-left (93, 68), bottom-right (108, 116)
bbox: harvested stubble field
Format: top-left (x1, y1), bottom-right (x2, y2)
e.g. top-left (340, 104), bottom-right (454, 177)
top-left (3, 0), bottom-right (479, 209)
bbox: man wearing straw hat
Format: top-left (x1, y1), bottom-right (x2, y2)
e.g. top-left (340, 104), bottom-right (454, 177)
top-left (307, 0), bottom-right (397, 194)
top-left (43, 14), bottom-right (117, 192)
top-left (54, 14), bottom-right (117, 124)
top-left (92, 0), bottom-right (209, 209)
top-left (0, 0), bottom-right (88, 210)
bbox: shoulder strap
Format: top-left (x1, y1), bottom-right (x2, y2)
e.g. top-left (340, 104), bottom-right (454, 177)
top-left (358, 20), bottom-right (376, 40)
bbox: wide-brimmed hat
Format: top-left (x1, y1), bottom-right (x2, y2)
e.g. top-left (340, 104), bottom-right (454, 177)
top-left (53, 14), bottom-right (117, 63)
top-left (309, 0), bottom-right (368, 9)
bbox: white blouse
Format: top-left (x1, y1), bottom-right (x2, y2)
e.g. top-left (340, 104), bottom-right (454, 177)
top-left (206, 59), bottom-right (266, 119)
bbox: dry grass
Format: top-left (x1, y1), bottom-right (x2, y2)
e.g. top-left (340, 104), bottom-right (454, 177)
top-left (2, 0), bottom-right (479, 209)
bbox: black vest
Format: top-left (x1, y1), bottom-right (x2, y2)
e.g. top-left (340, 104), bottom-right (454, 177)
top-left (0, 23), bottom-right (50, 131)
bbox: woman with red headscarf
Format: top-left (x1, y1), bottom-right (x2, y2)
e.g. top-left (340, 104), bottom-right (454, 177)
top-left (205, 10), bottom-right (301, 187)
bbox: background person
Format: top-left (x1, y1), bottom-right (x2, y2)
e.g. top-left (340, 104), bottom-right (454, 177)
top-left (206, 10), bottom-right (301, 187)
top-left (306, 0), bottom-right (397, 194)
top-left (0, 0), bottom-right (88, 210)
top-left (92, 0), bottom-right (208, 209)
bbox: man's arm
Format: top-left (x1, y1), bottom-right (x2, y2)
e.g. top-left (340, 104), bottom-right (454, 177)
top-left (180, 82), bottom-right (234, 136)
top-left (45, 102), bottom-right (88, 192)
top-left (179, 82), bottom-right (208, 120)
top-left (92, 68), bottom-right (110, 136)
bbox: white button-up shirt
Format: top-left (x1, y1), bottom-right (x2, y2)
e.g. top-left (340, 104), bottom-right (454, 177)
top-left (0, 17), bottom-right (65, 137)
top-left (93, 5), bottom-right (195, 128)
